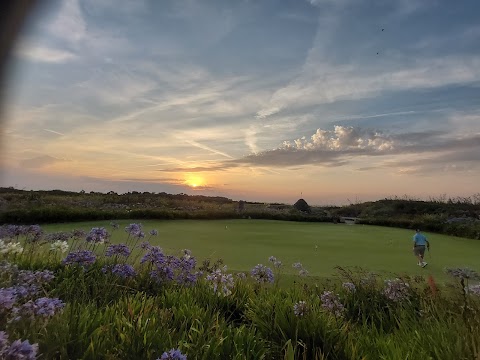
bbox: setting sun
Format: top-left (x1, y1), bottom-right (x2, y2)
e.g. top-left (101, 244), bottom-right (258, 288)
top-left (185, 175), bottom-right (205, 189)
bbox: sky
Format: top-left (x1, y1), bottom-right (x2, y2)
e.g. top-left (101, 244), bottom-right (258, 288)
top-left (1, 0), bottom-right (480, 205)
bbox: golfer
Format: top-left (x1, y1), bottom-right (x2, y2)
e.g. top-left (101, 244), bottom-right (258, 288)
top-left (413, 229), bottom-right (429, 267)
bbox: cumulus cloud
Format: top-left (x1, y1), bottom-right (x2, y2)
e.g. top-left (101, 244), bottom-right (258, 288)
top-left (232, 126), bottom-right (480, 168)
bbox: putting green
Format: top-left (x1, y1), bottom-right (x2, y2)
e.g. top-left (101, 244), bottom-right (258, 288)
top-left (41, 219), bottom-right (480, 281)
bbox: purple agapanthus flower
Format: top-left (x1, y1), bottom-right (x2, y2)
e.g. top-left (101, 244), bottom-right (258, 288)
top-left (140, 241), bottom-right (151, 250)
top-left (342, 282), bottom-right (356, 293)
top-left (44, 232), bottom-right (70, 243)
top-left (159, 348), bottom-right (187, 360)
top-left (125, 223), bottom-right (143, 237)
top-left (105, 244), bottom-right (131, 257)
top-left (141, 246), bottom-right (164, 264)
top-left (62, 250), bottom-right (96, 267)
top-left (293, 301), bottom-right (309, 317)
top-left (12, 297), bottom-right (64, 320)
top-left (383, 279), bottom-right (411, 302)
top-left (0, 331), bottom-right (9, 350)
top-left (320, 291), bottom-right (345, 317)
top-left (102, 264), bottom-right (136, 279)
top-left (292, 262), bottom-right (303, 270)
top-left (0, 288), bottom-right (17, 312)
top-left (85, 227), bottom-right (109, 243)
top-left (149, 229), bottom-right (158, 236)
top-left (2, 339), bottom-right (38, 360)
top-left (206, 267), bottom-right (234, 297)
top-left (250, 264), bottom-right (274, 283)
top-left (468, 285), bottom-right (480, 296)
top-left (445, 268), bottom-right (480, 280)
top-left (110, 222), bottom-right (120, 230)
top-left (17, 270), bottom-right (55, 287)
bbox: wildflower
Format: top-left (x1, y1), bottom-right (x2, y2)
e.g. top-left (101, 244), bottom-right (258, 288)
top-left (85, 227), bottom-right (109, 243)
top-left (250, 264), bottom-right (274, 283)
top-left (0, 241), bottom-right (23, 255)
top-left (468, 285), bottom-right (480, 296)
top-left (292, 262), bottom-right (303, 270)
top-left (342, 282), bottom-right (356, 293)
top-left (159, 348), bottom-right (187, 360)
top-left (384, 279), bottom-right (410, 302)
top-left (125, 223), bottom-right (142, 237)
top-left (0, 331), bottom-right (8, 350)
top-left (2, 338), bottom-right (39, 360)
top-left (105, 244), bottom-right (131, 257)
top-left (206, 266), bottom-right (234, 297)
top-left (268, 256), bottom-right (277, 263)
top-left (62, 250), bottom-right (96, 267)
top-left (141, 246), bottom-right (164, 264)
top-left (427, 275), bottom-right (438, 296)
top-left (44, 232), bottom-right (70, 243)
top-left (445, 268), bottom-right (480, 280)
top-left (102, 264), bottom-right (136, 279)
top-left (110, 222), bottom-right (120, 230)
top-left (299, 268), bottom-right (309, 277)
top-left (49, 240), bottom-right (69, 253)
top-left (293, 300), bottom-right (309, 317)
top-left (149, 229), bottom-right (158, 236)
top-left (320, 291), bottom-right (345, 317)
top-left (17, 270), bottom-right (55, 287)
top-left (236, 272), bottom-right (247, 279)
top-left (0, 288), bottom-right (17, 312)
top-left (71, 229), bottom-right (86, 239)
top-left (140, 241), bottom-right (151, 250)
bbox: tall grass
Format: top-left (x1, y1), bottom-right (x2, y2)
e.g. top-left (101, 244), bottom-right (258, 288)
top-left (1, 223), bottom-right (479, 359)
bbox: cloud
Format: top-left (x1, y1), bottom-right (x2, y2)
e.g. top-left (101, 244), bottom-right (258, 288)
top-left (231, 126), bottom-right (480, 168)
top-left (15, 44), bottom-right (77, 63)
top-left (48, 0), bottom-right (86, 44)
top-left (43, 129), bottom-right (65, 136)
top-left (20, 155), bottom-right (69, 169)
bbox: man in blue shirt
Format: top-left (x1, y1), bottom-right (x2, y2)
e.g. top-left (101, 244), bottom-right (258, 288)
top-left (413, 229), bottom-right (430, 267)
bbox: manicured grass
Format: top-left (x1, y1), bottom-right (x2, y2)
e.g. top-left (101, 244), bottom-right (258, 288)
top-left (42, 219), bottom-right (480, 281)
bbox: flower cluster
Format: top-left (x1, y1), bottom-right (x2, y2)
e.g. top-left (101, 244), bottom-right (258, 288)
top-left (236, 272), bottom-right (247, 279)
top-left (158, 348), bottom-right (187, 360)
top-left (293, 300), bottom-right (309, 317)
top-left (125, 223), bottom-right (144, 238)
top-left (105, 244), bottom-right (131, 258)
top-left (149, 229), bottom-right (158, 236)
top-left (205, 266), bottom-right (234, 297)
top-left (44, 232), bottom-right (71, 243)
top-left (342, 282), bottom-right (356, 293)
top-left (320, 291), bottom-right (345, 317)
top-left (102, 264), bottom-right (136, 279)
top-left (268, 256), bottom-right (283, 268)
top-left (50, 240), bottom-right (69, 253)
top-left (62, 250), bottom-right (96, 267)
top-left (17, 270), bottom-right (55, 287)
top-left (85, 227), bottom-right (109, 244)
top-left (383, 279), bottom-right (411, 302)
top-left (0, 225), bottom-right (43, 243)
top-left (292, 262), bottom-right (309, 277)
top-left (445, 268), bottom-right (480, 280)
top-left (110, 222), bottom-right (120, 230)
top-left (12, 297), bottom-right (65, 320)
top-left (250, 264), bottom-right (274, 283)
top-left (468, 284), bottom-right (480, 296)
top-left (0, 240), bottom-right (23, 255)
top-left (71, 229), bottom-right (86, 239)
top-left (142, 247), bottom-right (198, 286)
top-left (0, 332), bottom-right (38, 360)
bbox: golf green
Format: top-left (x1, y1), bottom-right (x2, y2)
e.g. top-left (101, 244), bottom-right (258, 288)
top-left (42, 219), bottom-right (480, 281)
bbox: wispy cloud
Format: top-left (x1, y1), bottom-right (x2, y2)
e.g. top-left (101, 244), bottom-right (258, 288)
top-left (20, 155), bottom-right (69, 169)
top-left (43, 129), bottom-right (65, 136)
top-left (15, 43), bottom-right (77, 63)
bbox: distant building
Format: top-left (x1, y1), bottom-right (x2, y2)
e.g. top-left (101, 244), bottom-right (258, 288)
top-left (294, 198), bottom-right (311, 213)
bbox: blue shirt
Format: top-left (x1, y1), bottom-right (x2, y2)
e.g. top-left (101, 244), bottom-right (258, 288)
top-left (413, 233), bottom-right (427, 246)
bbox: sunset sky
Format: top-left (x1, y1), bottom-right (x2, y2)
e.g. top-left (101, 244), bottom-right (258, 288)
top-left (1, 0), bottom-right (479, 205)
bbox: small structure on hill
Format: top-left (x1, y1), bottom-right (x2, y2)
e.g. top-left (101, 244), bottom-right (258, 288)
top-left (294, 198), bottom-right (311, 213)
top-left (237, 200), bottom-right (246, 212)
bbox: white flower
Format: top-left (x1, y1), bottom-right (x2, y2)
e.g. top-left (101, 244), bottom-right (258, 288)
top-left (0, 240), bottom-right (23, 255)
top-left (50, 240), bottom-right (69, 253)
